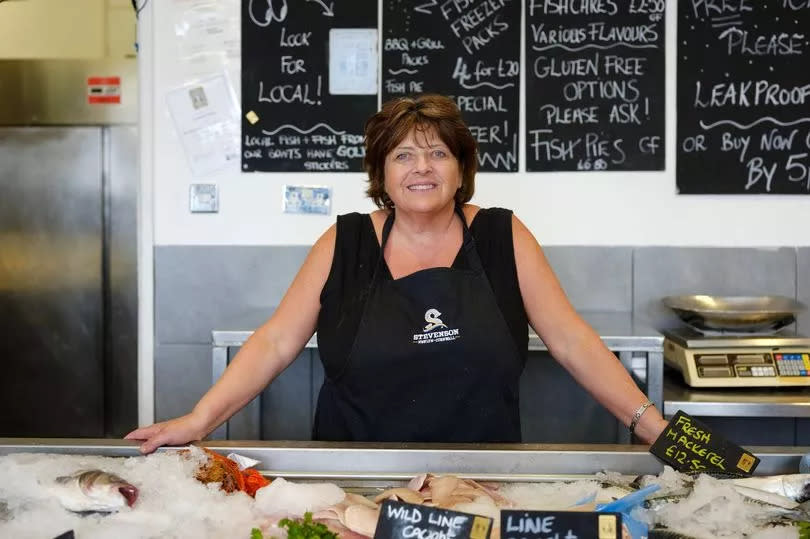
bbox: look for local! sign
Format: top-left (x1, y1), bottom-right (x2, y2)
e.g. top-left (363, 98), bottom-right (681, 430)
top-left (650, 410), bottom-right (760, 475)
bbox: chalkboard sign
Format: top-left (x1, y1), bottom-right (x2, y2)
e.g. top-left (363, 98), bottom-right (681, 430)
top-left (501, 510), bottom-right (621, 539)
top-left (241, 0), bottom-right (378, 172)
top-left (382, 0), bottom-right (520, 172)
top-left (374, 500), bottom-right (492, 539)
top-left (525, 1), bottom-right (666, 172)
top-left (677, 1), bottom-right (810, 193)
top-left (650, 410), bottom-right (760, 475)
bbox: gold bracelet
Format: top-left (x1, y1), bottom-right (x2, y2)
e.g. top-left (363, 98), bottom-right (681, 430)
top-left (629, 400), bottom-right (654, 436)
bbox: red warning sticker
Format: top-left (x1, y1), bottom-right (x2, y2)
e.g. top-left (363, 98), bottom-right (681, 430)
top-left (87, 76), bottom-right (121, 104)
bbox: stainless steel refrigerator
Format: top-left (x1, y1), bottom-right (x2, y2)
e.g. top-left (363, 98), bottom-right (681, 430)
top-left (0, 60), bottom-right (138, 437)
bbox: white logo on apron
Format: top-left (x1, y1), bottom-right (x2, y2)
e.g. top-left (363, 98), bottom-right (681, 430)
top-left (423, 308), bottom-right (448, 332)
top-left (413, 308), bottom-right (460, 344)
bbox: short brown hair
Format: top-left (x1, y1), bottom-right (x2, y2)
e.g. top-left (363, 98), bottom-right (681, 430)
top-left (363, 94), bottom-right (477, 209)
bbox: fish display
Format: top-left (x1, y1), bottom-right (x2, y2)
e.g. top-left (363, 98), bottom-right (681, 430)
top-left (51, 470), bottom-right (138, 513)
top-left (252, 473), bottom-right (515, 538)
top-left (265, 469), bottom-right (810, 539)
top-left (613, 469), bottom-right (810, 539)
top-left (4, 448), bottom-right (810, 539)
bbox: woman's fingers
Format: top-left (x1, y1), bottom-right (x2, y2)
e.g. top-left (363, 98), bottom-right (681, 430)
top-left (124, 423), bottom-right (166, 453)
top-left (139, 428), bottom-right (172, 454)
top-left (124, 416), bottom-right (204, 454)
top-left (124, 422), bottom-right (170, 453)
top-left (124, 423), bottom-right (163, 441)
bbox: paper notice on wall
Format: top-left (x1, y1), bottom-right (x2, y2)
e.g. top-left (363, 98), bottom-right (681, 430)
top-left (171, 0), bottom-right (240, 78)
top-left (166, 74), bottom-right (240, 177)
top-left (329, 29), bottom-right (378, 95)
top-left (172, 0), bottom-right (239, 59)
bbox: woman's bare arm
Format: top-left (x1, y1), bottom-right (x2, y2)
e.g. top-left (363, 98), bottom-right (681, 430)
top-left (511, 215), bottom-right (667, 444)
top-left (126, 225), bottom-right (336, 452)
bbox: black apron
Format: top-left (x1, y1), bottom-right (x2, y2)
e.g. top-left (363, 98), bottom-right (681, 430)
top-left (313, 206), bottom-right (525, 442)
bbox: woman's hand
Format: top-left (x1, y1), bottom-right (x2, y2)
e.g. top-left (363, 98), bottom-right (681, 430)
top-left (124, 412), bottom-right (210, 454)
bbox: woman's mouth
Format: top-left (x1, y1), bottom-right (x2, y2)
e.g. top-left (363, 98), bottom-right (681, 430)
top-left (407, 183), bottom-right (437, 191)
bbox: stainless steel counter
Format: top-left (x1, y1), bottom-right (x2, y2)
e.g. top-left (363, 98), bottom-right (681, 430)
top-left (663, 375), bottom-right (810, 418)
top-left (0, 439), bottom-right (805, 478)
top-left (211, 311), bottom-right (665, 352)
top-left (211, 311), bottom-right (665, 442)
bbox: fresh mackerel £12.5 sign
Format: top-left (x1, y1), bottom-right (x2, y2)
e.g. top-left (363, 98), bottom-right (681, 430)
top-left (650, 410), bottom-right (760, 475)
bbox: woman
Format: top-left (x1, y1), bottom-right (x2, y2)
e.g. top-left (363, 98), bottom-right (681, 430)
top-left (127, 94), bottom-right (668, 451)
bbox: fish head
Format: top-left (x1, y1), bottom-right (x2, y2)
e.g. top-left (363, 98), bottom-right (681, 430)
top-left (785, 475), bottom-right (810, 504)
top-left (72, 470), bottom-right (139, 511)
top-left (118, 484), bottom-right (138, 507)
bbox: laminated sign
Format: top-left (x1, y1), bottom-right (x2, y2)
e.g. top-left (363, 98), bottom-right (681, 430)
top-left (501, 510), bottom-right (622, 539)
top-left (374, 500), bottom-right (492, 539)
top-left (650, 410), bottom-right (760, 475)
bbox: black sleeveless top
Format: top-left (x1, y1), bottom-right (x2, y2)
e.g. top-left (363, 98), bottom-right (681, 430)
top-left (317, 207), bottom-right (529, 381)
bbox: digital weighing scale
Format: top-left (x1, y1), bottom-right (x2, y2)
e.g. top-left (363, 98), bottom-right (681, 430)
top-left (663, 327), bottom-right (810, 388)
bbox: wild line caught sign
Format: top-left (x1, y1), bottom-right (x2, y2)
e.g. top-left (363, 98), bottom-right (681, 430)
top-left (374, 499), bottom-right (492, 539)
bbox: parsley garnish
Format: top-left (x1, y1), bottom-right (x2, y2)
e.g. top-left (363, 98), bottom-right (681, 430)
top-left (278, 512), bottom-right (337, 539)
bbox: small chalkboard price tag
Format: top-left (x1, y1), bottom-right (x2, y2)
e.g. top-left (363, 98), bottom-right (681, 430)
top-left (501, 510), bottom-right (622, 539)
top-left (374, 500), bottom-right (492, 539)
top-left (650, 410), bottom-right (760, 475)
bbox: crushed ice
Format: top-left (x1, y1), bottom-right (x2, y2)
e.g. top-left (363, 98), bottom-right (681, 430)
top-left (1, 452), bottom-right (805, 539)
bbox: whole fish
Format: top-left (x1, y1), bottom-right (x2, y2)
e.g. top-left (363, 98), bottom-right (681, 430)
top-left (52, 470), bottom-right (138, 513)
top-left (731, 474), bottom-right (810, 503)
top-left (633, 471), bottom-right (810, 504)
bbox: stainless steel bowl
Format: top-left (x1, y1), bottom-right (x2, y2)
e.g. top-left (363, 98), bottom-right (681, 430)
top-left (661, 295), bottom-right (805, 332)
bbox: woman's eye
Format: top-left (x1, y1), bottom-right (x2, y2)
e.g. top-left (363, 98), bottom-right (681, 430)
top-left (432, 150), bottom-right (447, 158)
top-left (395, 152), bottom-right (410, 161)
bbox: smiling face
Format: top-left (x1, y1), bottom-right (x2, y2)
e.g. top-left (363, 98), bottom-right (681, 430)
top-left (383, 126), bottom-right (462, 215)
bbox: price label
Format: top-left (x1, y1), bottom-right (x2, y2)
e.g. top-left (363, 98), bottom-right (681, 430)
top-left (501, 510), bottom-right (622, 539)
top-left (374, 500), bottom-right (492, 539)
top-left (650, 410), bottom-right (760, 475)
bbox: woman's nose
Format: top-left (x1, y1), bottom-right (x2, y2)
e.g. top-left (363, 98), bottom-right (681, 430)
top-left (414, 151), bottom-right (432, 172)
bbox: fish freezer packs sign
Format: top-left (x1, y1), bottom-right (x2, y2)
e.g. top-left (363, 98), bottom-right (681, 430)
top-left (650, 410), bottom-right (760, 476)
top-left (382, 0), bottom-right (521, 172)
top-left (501, 510), bottom-right (621, 539)
top-left (374, 499), bottom-right (492, 539)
